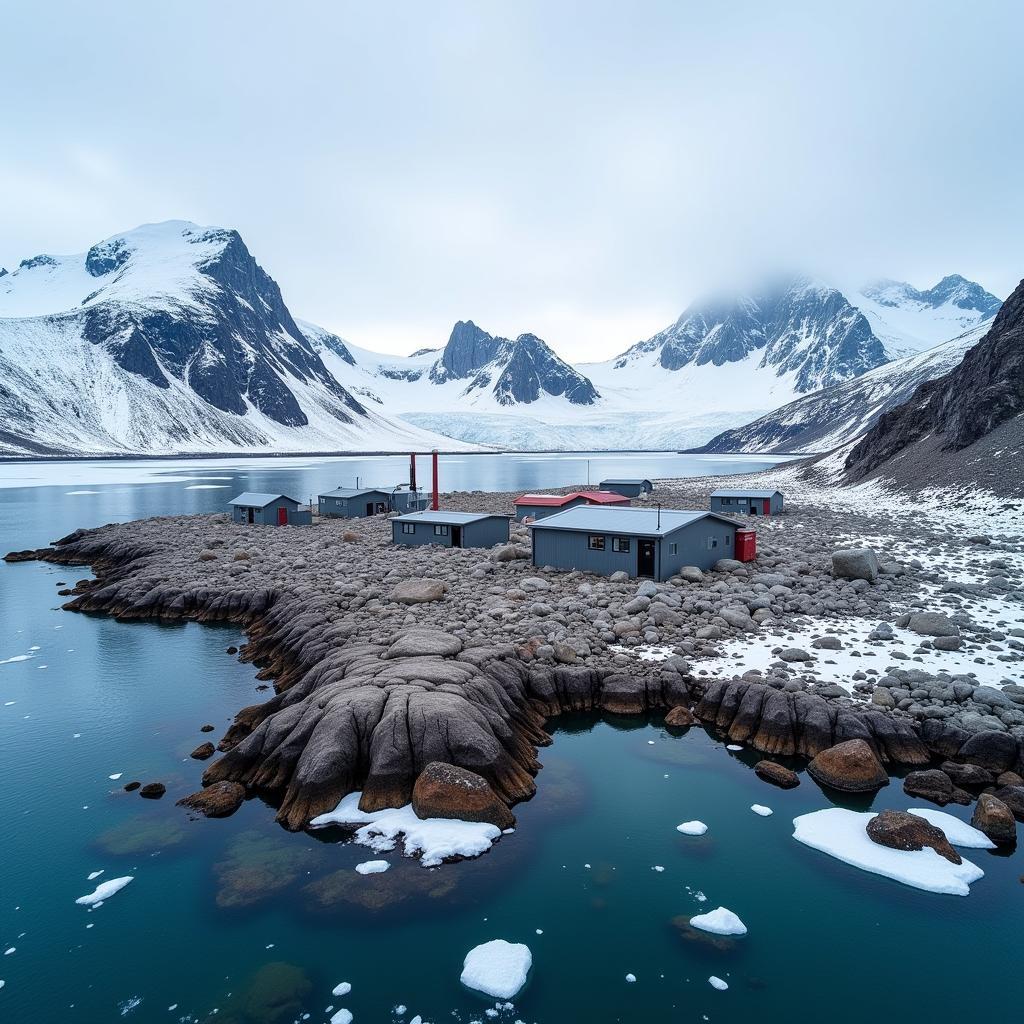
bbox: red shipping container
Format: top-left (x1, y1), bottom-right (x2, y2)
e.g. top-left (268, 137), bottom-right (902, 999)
top-left (735, 529), bottom-right (757, 562)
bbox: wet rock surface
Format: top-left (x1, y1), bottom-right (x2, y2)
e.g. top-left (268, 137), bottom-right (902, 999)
top-left (21, 472), bottom-right (1024, 843)
top-left (866, 809), bottom-right (961, 864)
top-left (411, 761), bottom-right (515, 829)
top-left (971, 793), bottom-right (1017, 845)
top-left (807, 739), bottom-right (890, 792)
top-left (177, 780), bottom-right (246, 818)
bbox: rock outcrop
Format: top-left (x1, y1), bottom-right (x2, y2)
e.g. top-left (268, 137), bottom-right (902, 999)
top-left (177, 781), bottom-right (246, 818)
top-left (866, 809), bottom-right (961, 864)
top-left (807, 739), bottom-right (889, 792)
top-left (411, 762), bottom-right (515, 830)
top-left (971, 793), bottom-right (1017, 845)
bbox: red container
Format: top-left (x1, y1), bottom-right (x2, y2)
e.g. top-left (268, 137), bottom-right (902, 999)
top-left (735, 529), bottom-right (757, 562)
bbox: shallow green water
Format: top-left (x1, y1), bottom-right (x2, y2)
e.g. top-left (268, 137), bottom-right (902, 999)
top-left (1, 456), bottom-right (1021, 1023)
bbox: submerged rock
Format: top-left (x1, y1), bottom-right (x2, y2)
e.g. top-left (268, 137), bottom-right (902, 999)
top-left (807, 739), bottom-right (888, 792)
top-left (177, 781), bottom-right (246, 818)
top-left (754, 760), bottom-right (800, 788)
top-left (866, 809), bottom-right (961, 864)
top-left (411, 762), bottom-right (515, 830)
top-left (139, 782), bottom-right (166, 799)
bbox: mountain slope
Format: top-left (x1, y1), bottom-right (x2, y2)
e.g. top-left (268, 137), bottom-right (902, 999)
top-left (852, 274), bottom-right (1000, 358)
top-left (689, 322), bottom-right (990, 455)
top-left (843, 276), bottom-right (1024, 492)
top-left (0, 222), bottom-right (469, 455)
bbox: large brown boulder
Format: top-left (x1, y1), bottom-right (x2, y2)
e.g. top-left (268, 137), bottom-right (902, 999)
top-left (807, 739), bottom-right (888, 792)
top-left (411, 761), bottom-right (514, 830)
top-left (177, 781), bottom-right (246, 818)
top-left (190, 741), bottom-right (216, 760)
top-left (902, 769), bottom-right (970, 806)
top-left (866, 809), bottom-right (961, 864)
top-left (754, 760), bottom-right (800, 789)
top-left (971, 793), bottom-right (1017, 845)
top-left (664, 706), bottom-right (695, 728)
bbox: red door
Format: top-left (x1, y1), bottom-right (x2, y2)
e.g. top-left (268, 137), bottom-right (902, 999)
top-left (277, 507), bottom-right (288, 526)
top-left (763, 499), bottom-right (770, 516)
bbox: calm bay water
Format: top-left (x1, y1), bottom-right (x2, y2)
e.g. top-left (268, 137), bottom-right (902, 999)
top-left (1, 452), bottom-right (1020, 1023)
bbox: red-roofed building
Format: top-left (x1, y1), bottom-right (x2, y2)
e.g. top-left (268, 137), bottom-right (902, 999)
top-left (514, 490), bottom-right (630, 522)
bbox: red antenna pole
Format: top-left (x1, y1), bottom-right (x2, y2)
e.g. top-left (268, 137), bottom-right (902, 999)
top-left (431, 449), bottom-right (439, 510)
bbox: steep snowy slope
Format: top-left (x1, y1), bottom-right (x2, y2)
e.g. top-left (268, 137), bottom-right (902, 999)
top-left (690, 322), bottom-right (989, 455)
top-left (852, 274), bottom-right (1000, 358)
top-left (0, 222), bottom-right (472, 455)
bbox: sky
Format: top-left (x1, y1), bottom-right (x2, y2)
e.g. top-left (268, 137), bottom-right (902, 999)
top-left (1, 1), bottom-right (1022, 361)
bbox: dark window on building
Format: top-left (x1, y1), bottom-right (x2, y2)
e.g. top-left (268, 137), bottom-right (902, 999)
top-left (588, 535), bottom-right (605, 550)
top-left (668, 542), bottom-right (678, 555)
top-left (433, 524), bottom-right (449, 536)
top-left (707, 536), bottom-right (719, 550)
top-left (726, 534), bottom-right (732, 545)
top-left (401, 523), bottom-right (415, 534)
top-left (612, 537), bottom-right (630, 553)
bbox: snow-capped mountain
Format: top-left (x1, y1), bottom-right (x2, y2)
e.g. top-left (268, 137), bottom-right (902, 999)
top-left (852, 274), bottom-right (1001, 358)
top-left (690, 321), bottom-right (991, 455)
top-left (0, 222), bottom-right (471, 456)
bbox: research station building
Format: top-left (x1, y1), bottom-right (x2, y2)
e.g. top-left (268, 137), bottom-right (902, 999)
top-left (598, 478), bottom-right (654, 498)
top-left (228, 493), bottom-right (311, 527)
top-left (513, 490), bottom-right (630, 522)
top-left (318, 486), bottom-right (430, 518)
top-left (710, 488), bottom-right (784, 516)
top-left (529, 506), bottom-right (742, 580)
top-left (391, 510), bottom-right (512, 549)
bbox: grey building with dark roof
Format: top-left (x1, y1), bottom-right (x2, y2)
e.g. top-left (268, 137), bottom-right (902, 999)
top-left (710, 488), bottom-right (784, 516)
top-left (529, 505), bottom-right (740, 580)
top-left (391, 510), bottom-right (512, 549)
top-left (228, 493), bottom-right (311, 527)
top-left (598, 478), bottom-right (654, 497)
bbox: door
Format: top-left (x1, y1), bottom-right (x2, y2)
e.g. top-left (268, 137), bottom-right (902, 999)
top-left (451, 525), bottom-right (462, 548)
top-left (366, 502), bottom-right (374, 516)
top-left (277, 507), bottom-right (288, 526)
top-left (749, 503), bottom-right (758, 516)
top-left (637, 539), bottom-right (655, 578)
top-left (763, 499), bottom-right (770, 516)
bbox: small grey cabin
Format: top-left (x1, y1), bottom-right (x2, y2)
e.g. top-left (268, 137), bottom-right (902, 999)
top-left (529, 506), bottom-right (739, 580)
top-left (391, 511), bottom-right (511, 549)
top-left (319, 487), bottom-right (395, 518)
top-left (390, 488), bottom-right (432, 514)
top-left (710, 488), bottom-right (784, 516)
top-left (599, 478), bottom-right (654, 498)
top-left (228, 493), bottom-right (311, 527)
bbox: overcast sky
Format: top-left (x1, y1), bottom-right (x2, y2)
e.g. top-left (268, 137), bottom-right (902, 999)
top-left (2, 1), bottom-right (1021, 360)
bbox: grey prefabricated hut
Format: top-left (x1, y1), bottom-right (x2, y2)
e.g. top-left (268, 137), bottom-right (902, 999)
top-left (318, 487), bottom-right (394, 518)
top-left (391, 511), bottom-right (512, 549)
top-left (228, 492), bottom-right (311, 527)
top-left (529, 506), bottom-right (739, 581)
top-left (598, 478), bottom-right (654, 498)
top-left (710, 489), bottom-right (784, 516)
top-left (390, 489), bottom-right (432, 514)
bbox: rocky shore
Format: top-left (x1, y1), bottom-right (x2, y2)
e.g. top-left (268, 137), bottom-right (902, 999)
top-left (9, 470), bottom-right (1023, 844)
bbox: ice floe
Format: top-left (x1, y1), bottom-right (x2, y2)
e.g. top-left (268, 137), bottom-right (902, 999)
top-left (76, 876), bottom-right (133, 906)
top-left (329, 1010), bottom-right (352, 1024)
top-left (792, 808), bottom-right (984, 895)
top-left (309, 793), bottom-right (501, 867)
top-left (751, 804), bottom-right (773, 817)
top-left (332, 982), bottom-right (352, 996)
top-left (676, 821), bottom-right (708, 835)
top-left (0, 654), bottom-right (33, 665)
top-left (355, 860), bottom-right (390, 874)
top-left (625, 973), bottom-right (636, 983)
top-left (689, 907), bottom-right (747, 936)
top-left (460, 939), bottom-right (532, 999)
top-left (708, 976), bottom-right (729, 991)
top-left (907, 808), bottom-right (995, 849)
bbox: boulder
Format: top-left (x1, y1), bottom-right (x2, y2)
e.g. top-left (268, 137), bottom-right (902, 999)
top-left (939, 761), bottom-right (994, 787)
top-left (754, 760), bottom-right (800, 788)
top-left (902, 769), bottom-right (965, 806)
top-left (665, 706), bottom-right (695, 728)
top-left (714, 558), bottom-right (745, 573)
top-left (994, 785), bottom-right (1024, 822)
top-left (411, 762), bottom-right (514, 830)
top-left (811, 636), bottom-right (843, 650)
top-left (807, 739), bottom-right (888, 792)
top-left (385, 629), bottom-right (463, 659)
top-left (831, 548), bottom-right (879, 582)
top-left (678, 566), bottom-right (704, 583)
top-left (177, 781), bottom-right (246, 818)
top-left (866, 809), bottom-right (961, 864)
top-left (971, 793), bottom-right (1017, 845)
top-left (139, 782), bottom-right (166, 800)
top-left (907, 612), bottom-right (959, 638)
top-left (720, 608), bottom-right (758, 632)
top-left (957, 731), bottom-right (1019, 773)
top-left (190, 741), bottom-right (216, 760)
top-left (933, 635), bottom-right (963, 651)
top-left (390, 578), bottom-right (447, 605)
top-left (490, 544), bottom-right (530, 562)
top-left (779, 648), bottom-right (812, 662)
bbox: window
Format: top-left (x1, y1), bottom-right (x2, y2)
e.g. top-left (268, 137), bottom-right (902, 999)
top-left (707, 536), bottom-right (719, 550)
top-left (725, 534), bottom-right (732, 545)
top-left (587, 535), bottom-right (605, 551)
top-left (401, 523), bottom-right (415, 534)
top-left (433, 524), bottom-right (449, 536)
top-left (668, 542), bottom-right (678, 555)
top-left (720, 497), bottom-right (731, 505)
top-left (612, 537), bottom-right (630, 553)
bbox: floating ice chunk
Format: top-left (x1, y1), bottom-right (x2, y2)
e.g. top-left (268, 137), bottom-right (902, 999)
top-left (76, 876), bottom-right (133, 906)
top-left (329, 1011), bottom-right (352, 1024)
top-left (355, 860), bottom-right (390, 875)
top-left (310, 793), bottom-right (500, 867)
top-left (460, 940), bottom-right (532, 999)
top-left (108, 774), bottom-right (123, 781)
top-left (87, 870), bottom-right (103, 881)
top-left (708, 976), bottom-right (729, 991)
top-left (726, 744), bottom-right (743, 751)
top-left (393, 1008), bottom-right (406, 1017)
top-left (907, 808), bottom-right (995, 849)
top-left (793, 808), bottom-right (984, 895)
top-left (625, 973), bottom-right (636, 983)
top-left (652, 865), bottom-right (665, 872)
top-left (689, 907), bottom-right (747, 936)
top-left (751, 804), bottom-right (773, 817)
top-left (3, 948), bottom-right (13, 956)
top-left (332, 982), bottom-right (352, 997)
top-left (676, 821), bottom-right (708, 835)
top-left (0, 655), bottom-right (32, 665)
